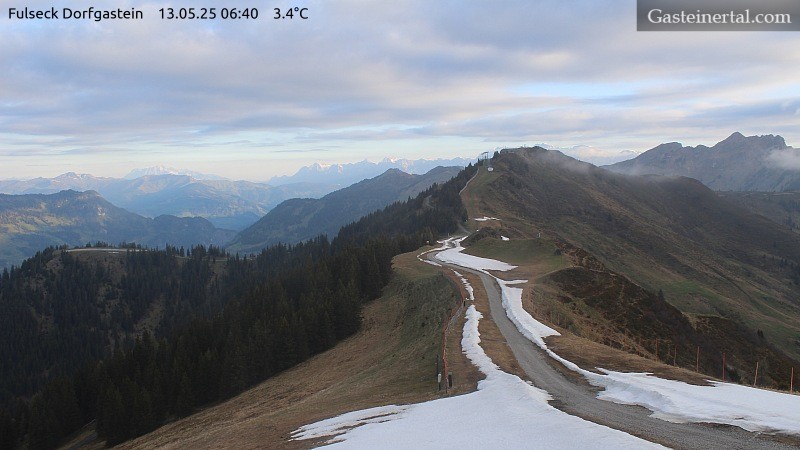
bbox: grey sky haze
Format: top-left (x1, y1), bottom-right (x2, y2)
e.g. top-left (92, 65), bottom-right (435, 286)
top-left (1, 0), bottom-right (798, 180)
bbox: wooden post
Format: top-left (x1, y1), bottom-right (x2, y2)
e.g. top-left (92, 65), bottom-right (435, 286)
top-left (722, 352), bottom-right (726, 382)
top-left (655, 340), bottom-right (659, 361)
top-left (791, 367), bottom-right (794, 393)
top-left (673, 345), bottom-right (677, 366)
top-left (753, 361), bottom-right (759, 387)
top-left (696, 346), bottom-right (700, 373)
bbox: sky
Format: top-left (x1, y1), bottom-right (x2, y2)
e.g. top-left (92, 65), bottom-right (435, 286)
top-left (1, 0), bottom-right (799, 181)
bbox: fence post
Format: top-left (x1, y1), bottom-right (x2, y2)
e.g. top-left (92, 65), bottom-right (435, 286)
top-left (753, 361), bottom-right (759, 387)
top-left (696, 346), bottom-right (700, 373)
top-left (722, 352), bottom-right (726, 382)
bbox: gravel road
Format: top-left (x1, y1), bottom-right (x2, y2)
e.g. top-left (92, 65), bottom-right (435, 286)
top-left (438, 256), bottom-right (799, 450)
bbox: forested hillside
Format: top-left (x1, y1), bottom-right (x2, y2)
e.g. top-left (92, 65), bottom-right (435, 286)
top-left (0, 190), bottom-right (235, 268)
top-left (0, 244), bottom-right (230, 411)
top-left (227, 166), bottom-right (461, 254)
top-left (0, 163), bottom-right (478, 449)
top-left (0, 173), bottom-right (338, 231)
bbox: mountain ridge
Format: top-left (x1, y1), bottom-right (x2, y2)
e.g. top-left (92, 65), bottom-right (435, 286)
top-left (468, 146), bottom-right (800, 362)
top-left (267, 156), bottom-right (473, 186)
top-left (0, 189), bottom-right (235, 267)
top-left (228, 166), bottom-right (462, 254)
top-left (606, 132), bottom-right (798, 191)
top-left (124, 166), bottom-right (228, 180)
top-left (0, 173), bottom-right (337, 230)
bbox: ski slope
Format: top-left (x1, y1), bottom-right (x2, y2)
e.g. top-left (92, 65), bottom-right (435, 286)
top-left (292, 302), bottom-right (665, 449)
top-left (294, 236), bottom-right (800, 449)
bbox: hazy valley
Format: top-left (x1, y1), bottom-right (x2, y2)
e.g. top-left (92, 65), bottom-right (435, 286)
top-left (0, 163), bottom-right (465, 268)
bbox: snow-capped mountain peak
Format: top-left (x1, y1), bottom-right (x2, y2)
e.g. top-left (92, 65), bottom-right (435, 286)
top-left (268, 157), bottom-right (475, 187)
top-left (124, 166), bottom-right (227, 181)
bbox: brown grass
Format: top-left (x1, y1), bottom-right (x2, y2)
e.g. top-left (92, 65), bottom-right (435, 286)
top-left (546, 334), bottom-right (712, 385)
top-left (455, 222), bottom-right (720, 386)
top-left (443, 305), bottom-right (483, 394)
top-left (440, 270), bottom-right (483, 395)
top-left (109, 251), bottom-right (478, 449)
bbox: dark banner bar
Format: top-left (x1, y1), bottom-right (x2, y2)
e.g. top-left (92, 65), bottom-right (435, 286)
top-left (638, 0), bottom-right (800, 31)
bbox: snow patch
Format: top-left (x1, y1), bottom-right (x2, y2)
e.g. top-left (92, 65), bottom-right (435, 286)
top-left (304, 234), bottom-right (800, 442)
top-left (594, 370), bottom-right (800, 435)
top-left (495, 270), bottom-right (800, 436)
top-left (435, 237), bottom-right (516, 272)
top-left (415, 240), bottom-right (451, 266)
top-left (452, 270), bottom-right (474, 301)
top-left (291, 405), bottom-right (409, 442)
top-left (438, 237), bottom-right (800, 438)
top-left (498, 278), bottom-right (560, 348)
top-left (501, 235), bottom-right (510, 241)
top-left (474, 216), bottom-right (500, 222)
top-left (292, 305), bottom-right (665, 449)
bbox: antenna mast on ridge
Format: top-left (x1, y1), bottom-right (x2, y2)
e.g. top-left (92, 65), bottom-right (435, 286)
top-left (478, 151), bottom-right (493, 171)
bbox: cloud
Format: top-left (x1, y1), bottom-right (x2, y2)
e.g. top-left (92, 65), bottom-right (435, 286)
top-left (555, 145), bottom-right (637, 166)
top-left (766, 148), bottom-right (800, 171)
top-left (0, 0), bottom-right (799, 179)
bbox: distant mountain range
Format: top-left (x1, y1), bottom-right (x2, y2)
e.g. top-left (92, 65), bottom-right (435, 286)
top-left (0, 165), bottom-right (464, 267)
top-left (228, 166), bottom-right (462, 254)
top-left (0, 158), bottom-right (474, 231)
top-left (267, 157), bottom-right (473, 187)
top-left (0, 190), bottom-right (235, 268)
top-left (124, 165), bottom-right (228, 180)
top-left (606, 132), bottom-right (799, 191)
top-left (0, 173), bottom-right (336, 231)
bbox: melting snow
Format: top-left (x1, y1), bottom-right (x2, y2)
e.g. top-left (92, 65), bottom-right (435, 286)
top-left (451, 270), bottom-right (474, 301)
top-left (439, 237), bottom-right (800, 437)
top-left (292, 305), bottom-right (665, 449)
top-left (294, 233), bottom-right (800, 447)
top-left (415, 243), bottom-right (446, 267)
top-left (474, 216), bottom-right (500, 222)
top-left (434, 237), bottom-right (516, 272)
top-left (593, 370), bottom-right (800, 435)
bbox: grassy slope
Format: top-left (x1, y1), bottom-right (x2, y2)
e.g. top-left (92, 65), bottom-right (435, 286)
top-left (227, 167), bottom-right (461, 254)
top-left (466, 153), bottom-right (800, 362)
top-left (93, 251), bottom-right (479, 449)
top-left (459, 163), bottom-right (800, 389)
top-left (463, 238), bottom-right (567, 274)
top-left (718, 191), bottom-right (800, 234)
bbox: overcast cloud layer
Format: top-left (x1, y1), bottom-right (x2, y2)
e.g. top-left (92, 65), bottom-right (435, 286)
top-left (1, 0), bottom-right (799, 180)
